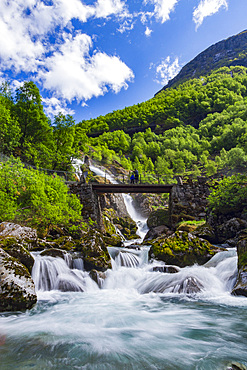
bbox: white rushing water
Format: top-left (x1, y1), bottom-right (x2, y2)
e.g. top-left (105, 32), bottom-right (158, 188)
top-left (1, 247), bottom-right (247, 369)
top-left (1, 164), bottom-right (247, 369)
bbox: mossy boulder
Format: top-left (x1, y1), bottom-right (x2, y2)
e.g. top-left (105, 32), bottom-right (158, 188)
top-left (0, 238), bottom-right (34, 273)
top-left (191, 222), bottom-right (217, 244)
top-left (40, 248), bottom-right (67, 259)
top-left (147, 208), bottom-right (170, 228)
top-left (149, 231), bottom-right (221, 267)
top-left (113, 215), bottom-right (140, 240)
top-left (75, 229), bottom-right (112, 271)
top-left (232, 230), bottom-right (247, 297)
top-left (0, 248), bottom-right (37, 312)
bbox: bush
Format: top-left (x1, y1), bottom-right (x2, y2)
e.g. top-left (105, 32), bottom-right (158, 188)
top-left (208, 174), bottom-right (247, 215)
top-left (0, 158), bottom-right (82, 228)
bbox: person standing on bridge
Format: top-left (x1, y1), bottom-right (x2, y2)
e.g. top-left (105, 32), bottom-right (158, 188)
top-left (130, 173), bottom-right (135, 184)
top-left (134, 169), bottom-right (139, 184)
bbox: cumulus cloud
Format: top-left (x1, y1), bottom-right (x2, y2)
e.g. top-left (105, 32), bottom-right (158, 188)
top-left (38, 33), bottom-right (134, 102)
top-left (0, 0), bottom-right (133, 110)
top-left (155, 56), bottom-right (181, 85)
top-left (145, 0), bottom-right (180, 23)
top-left (193, 0), bottom-right (228, 29)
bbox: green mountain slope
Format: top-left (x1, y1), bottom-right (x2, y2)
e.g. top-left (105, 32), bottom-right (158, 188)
top-left (156, 30), bottom-right (247, 94)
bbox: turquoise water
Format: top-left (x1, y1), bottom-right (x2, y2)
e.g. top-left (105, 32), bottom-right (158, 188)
top-left (0, 249), bottom-right (247, 370)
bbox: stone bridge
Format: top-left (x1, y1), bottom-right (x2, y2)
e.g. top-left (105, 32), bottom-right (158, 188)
top-left (69, 177), bottom-right (210, 231)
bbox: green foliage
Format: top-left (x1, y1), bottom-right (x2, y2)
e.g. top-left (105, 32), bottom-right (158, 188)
top-left (208, 174), bottom-right (247, 215)
top-left (0, 158), bottom-right (82, 228)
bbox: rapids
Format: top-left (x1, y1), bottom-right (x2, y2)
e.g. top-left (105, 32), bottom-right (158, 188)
top-left (0, 164), bottom-right (247, 369)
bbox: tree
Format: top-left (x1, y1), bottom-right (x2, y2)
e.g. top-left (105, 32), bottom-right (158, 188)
top-left (0, 96), bottom-right (21, 154)
top-left (15, 82), bottom-right (52, 148)
top-left (52, 113), bottom-right (76, 170)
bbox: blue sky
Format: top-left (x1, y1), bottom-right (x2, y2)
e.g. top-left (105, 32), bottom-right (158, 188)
top-left (0, 0), bottom-right (247, 124)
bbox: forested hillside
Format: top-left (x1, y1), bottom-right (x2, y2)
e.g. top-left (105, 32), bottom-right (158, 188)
top-left (77, 66), bottom-right (247, 178)
top-left (157, 29), bottom-right (247, 93)
top-left (0, 66), bottom-right (247, 183)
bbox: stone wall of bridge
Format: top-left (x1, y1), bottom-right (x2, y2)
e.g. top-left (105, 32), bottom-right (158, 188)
top-left (170, 177), bottom-right (210, 228)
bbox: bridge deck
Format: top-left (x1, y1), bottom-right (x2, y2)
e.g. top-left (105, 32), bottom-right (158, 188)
top-left (91, 183), bottom-right (174, 194)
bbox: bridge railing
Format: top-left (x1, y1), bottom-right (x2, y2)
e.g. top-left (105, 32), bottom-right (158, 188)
top-left (97, 171), bottom-right (177, 185)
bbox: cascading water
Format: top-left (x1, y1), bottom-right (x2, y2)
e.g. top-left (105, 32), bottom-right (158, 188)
top-left (1, 165), bottom-right (247, 369)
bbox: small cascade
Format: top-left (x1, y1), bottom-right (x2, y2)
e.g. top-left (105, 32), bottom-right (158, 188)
top-left (108, 246), bottom-right (150, 269)
top-left (115, 251), bottom-right (140, 268)
top-left (32, 254), bottom-right (96, 292)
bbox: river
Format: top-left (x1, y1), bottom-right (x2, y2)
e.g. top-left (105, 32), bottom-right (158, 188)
top-left (0, 166), bottom-right (247, 369)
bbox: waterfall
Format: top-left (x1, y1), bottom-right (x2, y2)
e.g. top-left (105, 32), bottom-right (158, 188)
top-left (32, 253), bottom-right (97, 293)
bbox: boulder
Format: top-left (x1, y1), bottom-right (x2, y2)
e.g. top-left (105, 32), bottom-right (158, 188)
top-left (149, 231), bottom-right (222, 267)
top-left (217, 218), bottom-right (247, 244)
top-left (113, 215), bottom-right (140, 240)
top-left (147, 208), bottom-right (170, 228)
top-left (152, 265), bottom-right (180, 273)
top-left (232, 230), bottom-right (247, 297)
top-left (75, 229), bottom-right (112, 271)
top-left (191, 222), bottom-right (217, 244)
top-left (0, 248), bottom-right (37, 312)
top-left (144, 225), bottom-right (172, 241)
top-left (89, 269), bottom-right (107, 288)
top-left (0, 222), bottom-right (37, 241)
top-left (0, 238), bottom-right (34, 273)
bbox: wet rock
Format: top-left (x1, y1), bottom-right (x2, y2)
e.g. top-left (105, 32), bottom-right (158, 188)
top-left (175, 276), bottom-right (203, 294)
top-left (0, 248), bottom-right (37, 312)
top-left (232, 231), bottom-right (247, 297)
top-left (152, 265), bottom-right (180, 274)
top-left (149, 231), bottom-right (222, 267)
top-left (89, 269), bottom-right (106, 288)
top-left (227, 362), bottom-right (247, 370)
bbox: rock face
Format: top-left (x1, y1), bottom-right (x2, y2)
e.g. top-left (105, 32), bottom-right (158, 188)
top-left (0, 248), bottom-right (37, 312)
top-left (149, 231), bottom-right (221, 267)
top-left (232, 231), bottom-right (247, 297)
top-left (156, 30), bottom-right (247, 94)
top-left (170, 177), bottom-right (210, 228)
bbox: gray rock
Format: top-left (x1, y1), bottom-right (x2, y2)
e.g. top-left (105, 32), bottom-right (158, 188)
top-left (0, 248), bottom-right (37, 312)
top-left (144, 225), bottom-right (172, 241)
top-left (232, 234), bottom-right (247, 297)
top-left (0, 222), bottom-right (37, 241)
top-left (217, 218), bottom-right (247, 243)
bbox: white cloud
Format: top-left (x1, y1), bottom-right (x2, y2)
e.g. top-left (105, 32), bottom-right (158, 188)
top-left (42, 97), bottom-right (75, 118)
top-left (145, 27), bottom-right (153, 37)
top-left (193, 0), bottom-right (228, 29)
top-left (155, 56), bottom-right (181, 85)
top-left (145, 0), bottom-right (179, 23)
top-left (38, 33), bottom-right (134, 102)
top-left (94, 0), bottom-right (127, 18)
